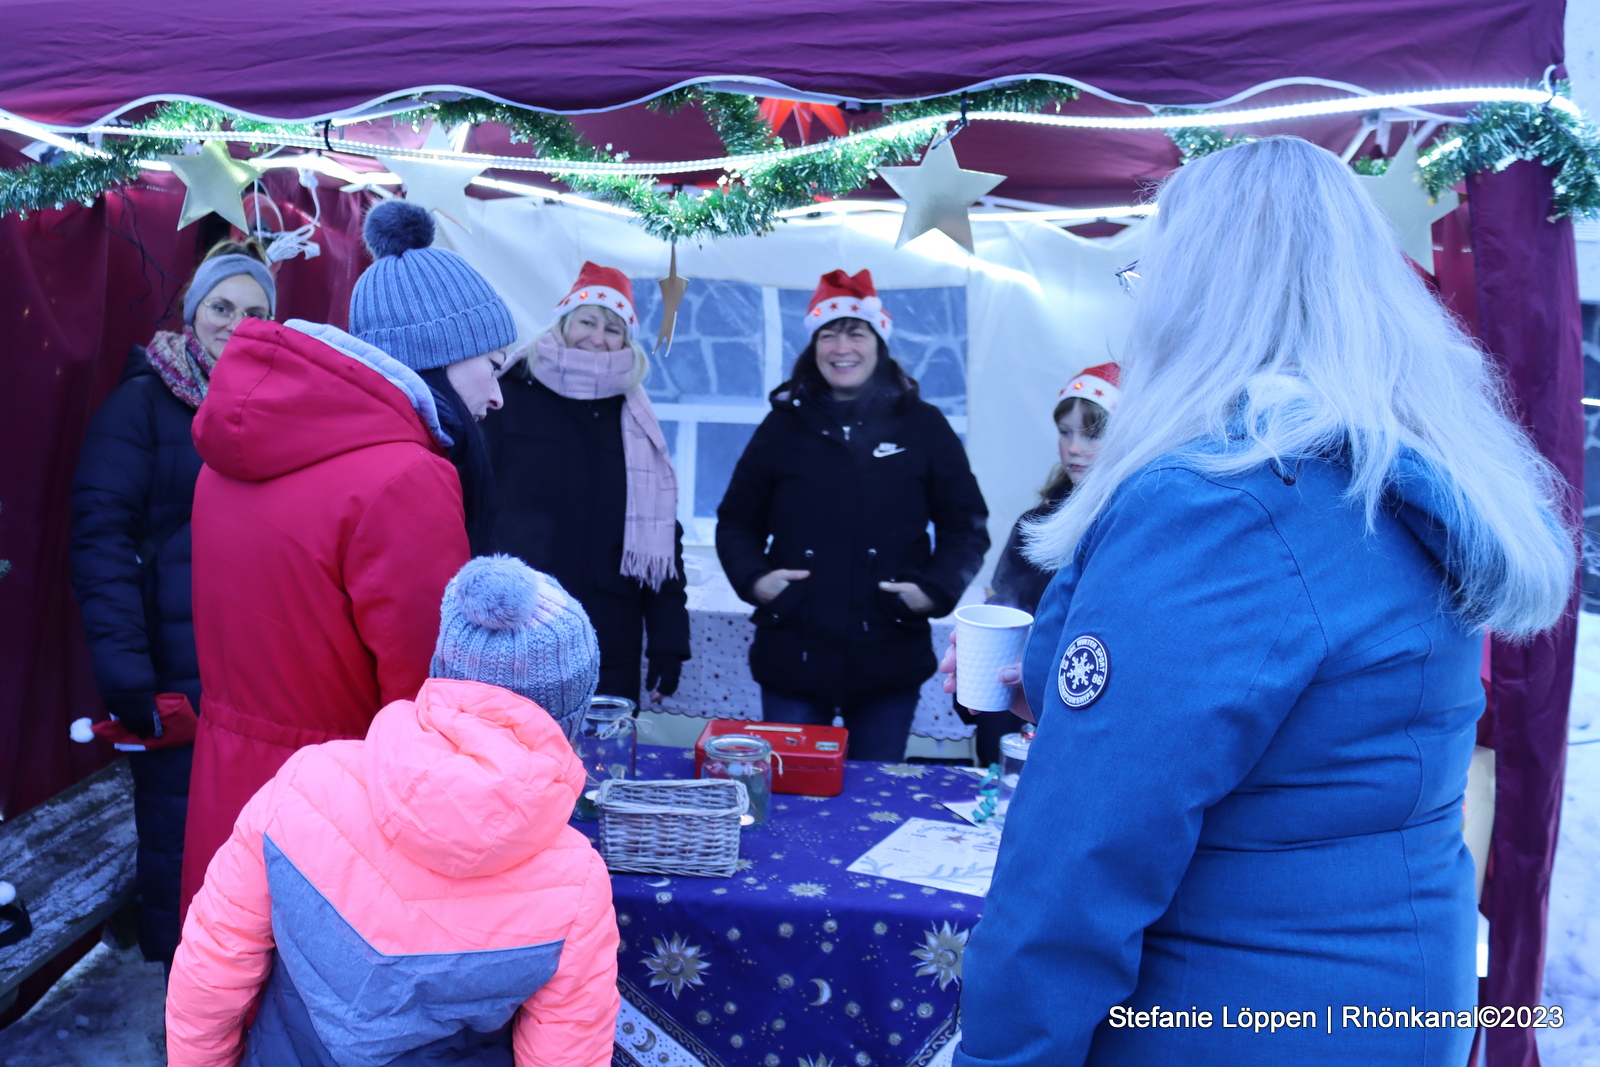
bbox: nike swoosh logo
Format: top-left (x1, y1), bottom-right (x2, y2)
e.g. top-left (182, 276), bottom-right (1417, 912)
top-left (872, 444), bottom-right (905, 458)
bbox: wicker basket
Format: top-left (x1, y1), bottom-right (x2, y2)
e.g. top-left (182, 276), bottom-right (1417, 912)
top-left (595, 778), bottom-right (748, 878)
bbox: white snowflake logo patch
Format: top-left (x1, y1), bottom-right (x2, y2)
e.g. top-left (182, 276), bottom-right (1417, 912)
top-left (1057, 634), bottom-right (1109, 709)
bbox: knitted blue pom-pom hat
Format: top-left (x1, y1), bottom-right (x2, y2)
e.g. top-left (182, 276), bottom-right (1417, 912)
top-left (430, 555), bottom-right (600, 740)
top-left (349, 200), bottom-right (516, 372)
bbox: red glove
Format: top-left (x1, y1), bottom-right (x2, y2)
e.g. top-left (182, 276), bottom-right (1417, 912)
top-left (91, 694), bottom-right (199, 750)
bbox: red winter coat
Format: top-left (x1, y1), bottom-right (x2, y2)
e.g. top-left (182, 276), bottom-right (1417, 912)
top-left (180, 319), bottom-right (469, 919)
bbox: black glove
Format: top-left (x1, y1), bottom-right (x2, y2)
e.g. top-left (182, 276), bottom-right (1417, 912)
top-left (645, 655), bottom-right (684, 699)
top-left (107, 694), bottom-right (159, 739)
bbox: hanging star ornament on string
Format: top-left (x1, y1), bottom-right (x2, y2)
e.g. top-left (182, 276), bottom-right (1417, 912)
top-left (161, 140), bottom-right (261, 231)
top-left (379, 122), bottom-right (486, 232)
top-left (1358, 134), bottom-right (1460, 274)
top-left (878, 138), bottom-right (1005, 252)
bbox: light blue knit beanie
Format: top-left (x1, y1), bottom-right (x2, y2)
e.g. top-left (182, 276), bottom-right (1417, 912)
top-left (430, 555), bottom-right (600, 740)
top-left (349, 200), bottom-right (516, 372)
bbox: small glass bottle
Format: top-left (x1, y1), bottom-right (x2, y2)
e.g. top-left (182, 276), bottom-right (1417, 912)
top-left (572, 696), bottom-right (637, 821)
top-left (700, 735), bottom-right (774, 829)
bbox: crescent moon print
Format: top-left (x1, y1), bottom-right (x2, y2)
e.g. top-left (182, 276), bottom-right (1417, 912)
top-left (810, 977), bottom-right (833, 1005)
top-left (630, 1029), bottom-right (657, 1053)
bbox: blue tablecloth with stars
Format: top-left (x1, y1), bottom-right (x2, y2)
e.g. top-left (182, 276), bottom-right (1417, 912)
top-left (579, 745), bottom-right (987, 1067)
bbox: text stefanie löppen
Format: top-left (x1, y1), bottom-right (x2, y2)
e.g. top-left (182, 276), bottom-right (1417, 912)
top-left (1106, 1005), bottom-right (1564, 1033)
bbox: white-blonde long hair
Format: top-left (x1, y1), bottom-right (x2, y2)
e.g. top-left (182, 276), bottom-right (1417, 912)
top-left (1026, 136), bottom-right (1574, 636)
top-left (516, 305), bottom-right (650, 389)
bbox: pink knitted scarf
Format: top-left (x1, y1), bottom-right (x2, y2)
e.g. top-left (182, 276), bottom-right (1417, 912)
top-left (144, 328), bottom-right (216, 409)
top-left (529, 332), bottom-right (679, 590)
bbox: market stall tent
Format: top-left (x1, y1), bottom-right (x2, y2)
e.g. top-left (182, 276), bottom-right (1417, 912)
top-left (0, 4), bottom-right (1583, 1064)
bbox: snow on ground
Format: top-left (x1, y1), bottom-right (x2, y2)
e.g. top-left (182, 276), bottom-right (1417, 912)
top-left (0, 941), bottom-right (166, 1066)
top-left (1540, 609), bottom-right (1600, 1066)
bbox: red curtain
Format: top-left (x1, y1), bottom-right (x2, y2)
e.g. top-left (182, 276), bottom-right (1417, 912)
top-left (0, 167), bottom-right (368, 817)
top-left (1469, 160), bottom-right (1585, 1067)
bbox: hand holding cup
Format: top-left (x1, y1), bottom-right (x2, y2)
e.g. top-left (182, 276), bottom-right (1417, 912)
top-left (943, 604), bottom-right (1035, 720)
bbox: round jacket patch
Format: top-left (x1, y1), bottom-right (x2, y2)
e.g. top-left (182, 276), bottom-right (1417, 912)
top-left (1057, 635), bottom-right (1110, 709)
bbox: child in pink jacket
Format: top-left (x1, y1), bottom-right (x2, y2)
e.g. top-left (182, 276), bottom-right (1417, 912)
top-left (166, 556), bottom-right (619, 1067)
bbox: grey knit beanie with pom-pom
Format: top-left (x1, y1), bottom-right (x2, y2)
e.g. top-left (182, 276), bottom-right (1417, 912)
top-left (430, 555), bottom-right (600, 740)
top-left (349, 200), bottom-right (516, 372)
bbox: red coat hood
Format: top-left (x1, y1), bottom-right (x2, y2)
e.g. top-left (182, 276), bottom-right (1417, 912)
top-left (361, 679), bottom-right (586, 879)
top-left (193, 319), bottom-right (446, 482)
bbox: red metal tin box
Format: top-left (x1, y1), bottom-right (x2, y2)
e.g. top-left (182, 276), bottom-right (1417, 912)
top-left (693, 719), bottom-right (849, 797)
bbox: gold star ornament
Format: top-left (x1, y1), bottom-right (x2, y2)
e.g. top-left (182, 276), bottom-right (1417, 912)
top-left (654, 243), bottom-right (688, 356)
top-left (1358, 135), bottom-right (1460, 275)
top-left (878, 138), bottom-right (1005, 253)
top-left (161, 140), bottom-right (261, 231)
top-left (379, 123), bottom-right (486, 233)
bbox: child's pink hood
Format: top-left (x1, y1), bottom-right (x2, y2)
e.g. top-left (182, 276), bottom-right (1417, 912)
top-left (362, 678), bottom-right (586, 879)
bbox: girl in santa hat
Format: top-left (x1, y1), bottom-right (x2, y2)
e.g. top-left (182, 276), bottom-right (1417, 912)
top-left (485, 262), bottom-right (689, 707)
top-left (968, 362), bottom-right (1120, 764)
top-left (717, 269), bottom-right (989, 761)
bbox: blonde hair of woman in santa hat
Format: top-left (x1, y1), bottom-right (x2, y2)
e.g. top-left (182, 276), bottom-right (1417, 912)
top-left (484, 262), bottom-right (688, 708)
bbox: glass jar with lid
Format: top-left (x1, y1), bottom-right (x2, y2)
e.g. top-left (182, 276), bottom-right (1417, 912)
top-left (572, 696), bottom-right (637, 821)
top-left (699, 734), bottom-right (775, 829)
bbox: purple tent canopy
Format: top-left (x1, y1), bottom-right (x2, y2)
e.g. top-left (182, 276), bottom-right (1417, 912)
top-left (1, 4), bottom-right (1583, 1065)
top-left (0, 0), bottom-right (1567, 126)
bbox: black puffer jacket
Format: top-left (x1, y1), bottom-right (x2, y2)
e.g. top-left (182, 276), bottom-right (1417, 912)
top-left (486, 374), bottom-right (689, 706)
top-left (988, 480), bottom-right (1071, 615)
top-left (69, 345), bottom-right (200, 963)
top-left (717, 388), bottom-right (989, 703)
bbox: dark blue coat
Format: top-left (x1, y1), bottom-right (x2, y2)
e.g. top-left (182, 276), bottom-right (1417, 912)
top-left (955, 450), bottom-right (1481, 1067)
top-left (69, 345), bottom-right (200, 963)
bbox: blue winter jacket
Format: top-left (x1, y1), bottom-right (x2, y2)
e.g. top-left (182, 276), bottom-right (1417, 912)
top-left (955, 449), bottom-right (1484, 1067)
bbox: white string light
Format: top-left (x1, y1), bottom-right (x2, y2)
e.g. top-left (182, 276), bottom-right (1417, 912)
top-left (0, 84), bottom-right (1579, 228)
top-left (2, 85), bottom-right (1577, 181)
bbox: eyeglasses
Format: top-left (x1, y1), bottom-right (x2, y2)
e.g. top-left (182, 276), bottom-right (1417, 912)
top-left (1114, 261), bottom-right (1141, 298)
top-left (200, 301), bottom-right (265, 327)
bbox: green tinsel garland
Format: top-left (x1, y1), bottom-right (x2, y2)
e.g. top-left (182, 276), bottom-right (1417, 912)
top-left (1420, 93), bottom-right (1600, 220)
top-left (7, 82), bottom-right (1593, 237)
top-left (411, 83), bottom-right (1075, 239)
top-left (0, 102), bottom-right (314, 218)
top-left (1164, 123), bottom-right (1255, 165)
top-left (1165, 89), bottom-right (1600, 220)
top-left (0, 84), bottom-right (1073, 240)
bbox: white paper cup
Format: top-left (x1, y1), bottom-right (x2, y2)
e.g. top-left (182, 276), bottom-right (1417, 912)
top-left (953, 604), bottom-right (1034, 711)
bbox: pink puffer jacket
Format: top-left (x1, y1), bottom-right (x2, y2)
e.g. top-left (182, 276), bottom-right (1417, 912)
top-left (166, 678), bottom-right (619, 1067)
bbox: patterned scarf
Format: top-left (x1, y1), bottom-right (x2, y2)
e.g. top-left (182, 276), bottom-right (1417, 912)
top-left (144, 328), bottom-right (217, 410)
top-left (528, 332), bottom-right (679, 590)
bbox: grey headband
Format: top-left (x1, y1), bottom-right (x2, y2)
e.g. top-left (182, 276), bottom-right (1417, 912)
top-left (183, 255), bottom-right (277, 325)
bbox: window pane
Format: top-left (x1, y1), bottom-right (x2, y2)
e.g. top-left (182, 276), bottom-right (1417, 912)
top-left (695, 422), bottom-right (758, 518)
top-left (634, 277), bottom-right (766, 402)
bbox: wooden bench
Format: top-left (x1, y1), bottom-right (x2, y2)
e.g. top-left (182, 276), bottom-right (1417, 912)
top-left (0, 760), bottom-right (137, 1014)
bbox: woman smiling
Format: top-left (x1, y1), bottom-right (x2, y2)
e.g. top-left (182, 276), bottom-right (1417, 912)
top-left (486, 262), bottom-right (689, 707)
top-left (716, 269), bottom-right (989, 760)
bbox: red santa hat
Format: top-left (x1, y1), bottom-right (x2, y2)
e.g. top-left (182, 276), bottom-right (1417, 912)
top-left (804, 268), bottom-right (893, 340)
top-left (1059, 362), bottom-right (1122, 413)
top-left (553, 261), bottom-right (638, 335)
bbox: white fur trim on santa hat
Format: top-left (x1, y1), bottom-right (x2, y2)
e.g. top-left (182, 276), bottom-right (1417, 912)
top-left (806, 295), bottom-right (893, 340)
top-left (1060, 372), bottom-right (1120, 413)
top-left (554, 285), bottom-right (638, 334)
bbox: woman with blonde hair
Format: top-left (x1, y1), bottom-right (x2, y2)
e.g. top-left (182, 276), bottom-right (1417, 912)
top-left (486, 262), bottom-right (688, 706)
top-left (951, 136), bottom-right (1573, 1067)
